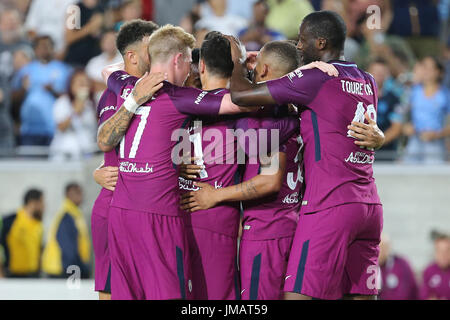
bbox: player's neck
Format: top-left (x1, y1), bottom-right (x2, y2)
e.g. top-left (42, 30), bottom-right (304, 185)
top-left (321, 51), bottom-right (344, 63)
top-left (124, 62), bottom-right (142, 78)
top-left (151, 63), bottom-right (175, 83)
top-left (202, 76), bottom-right (229, 91)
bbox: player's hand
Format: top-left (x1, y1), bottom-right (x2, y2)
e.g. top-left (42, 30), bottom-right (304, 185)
top-left (179, 157), bottom-right (204, 179)
top-left (246, 51), bottom-right (258, 70)
top-left (93, 166), bottom-right (118, 191)
top-left (131, 71), bottom-right (167, 105)
top-left (299, 61), bottom-right (339, 77)
top-left (225, 35), bottom-right (246, 65)
top-left (180, 182), bottom-right (218, 212)
top-left (347, 112), bottom-right (385, 150)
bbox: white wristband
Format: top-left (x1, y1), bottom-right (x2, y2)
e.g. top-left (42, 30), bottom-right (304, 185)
top-left (123, 92), bottom-right (139, 113)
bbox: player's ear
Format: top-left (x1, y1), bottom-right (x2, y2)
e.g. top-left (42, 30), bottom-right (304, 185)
top-left (199, 59), bottom-right (206, 74)
top-left (261, 64), bottom-right (269, 79)
top-left (316, 37), bottom-right (327, 50)
top-left (174, 52), bottom-right (183, 69)
top-left (126, 50), bottom-right (137, 65)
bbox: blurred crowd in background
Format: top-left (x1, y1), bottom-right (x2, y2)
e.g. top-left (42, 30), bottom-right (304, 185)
top-left (0, 0), bottom-right (449, 162)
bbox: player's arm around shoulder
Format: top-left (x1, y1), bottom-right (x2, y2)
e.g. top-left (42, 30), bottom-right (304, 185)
top-left (93, 162), bottom-right (118, 191)
top-left (180, 152), bottom-right (286, 212)
top-left (97, 71), bottom-right (166, 152)
top-left (347, 112), bottom-right (385, 150)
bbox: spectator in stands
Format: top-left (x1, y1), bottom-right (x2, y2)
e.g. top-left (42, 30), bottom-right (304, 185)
top-left (12, 35), bottom-right (72, 146)
top-left (9, 45), bottom-right (33, 141)
top-left (42, 183), bottom-right (91, 279)
top-left (0, 7), bottom-right (31, 148)
top-left (238, 0), bottom-right (285, 51)
top-left (0, 72), bottom-right (15, 155)
top-left (0, 7), bottom-right (30, 81)
top-left (367, 58), bottom-right (405, 160)
top-left (12, 45), bottom-right (33, 73)
top-left (355, 12), bottom-right (416, 79)
top-left (154, 0), bottom-right (197, 26)
top-left (403, 56), bottom-right (450, 164)
top-left (86, 30), bottom-right (122, 101)
top-left (197, 0), bottom-right (257, 21)
top-left (114, 0), bottom-right (143, 32)
top-left (2, 0), bottom-right (32, 16)
top-left (179, 9), bottom-right (201, 36)
top-left (64, 0), bottom-right (104, 66)
top-left (0, 188), bottom-right (44, 277)
top-left (49, 69), bottom-right (97, 161)
top-left (387, 0), bottom-right (441, 59)
top-left (226, 0), bottom-right (257, 20)
top-left (420, 230), bottom-right (450, 300)
top-left (24, 0), bottom-right (76, 58)
top-left (378, 234), bottom-right (419, 300)
top-left (444, 36), bottom-right (450, 91)
top-left (264, 0), bottom-right (314, 40)
top-left (195, 0), bottom-right (248, 37)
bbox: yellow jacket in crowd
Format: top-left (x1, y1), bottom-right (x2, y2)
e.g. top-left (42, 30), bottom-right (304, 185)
top-left (42, 198), bottom-right (91, 278)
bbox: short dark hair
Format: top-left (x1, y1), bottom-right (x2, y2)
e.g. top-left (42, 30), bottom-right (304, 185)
top-left (192, 48), bottom-right (200, 65)
top-left (65, 182), bottom-right (81, 195)
top-left (24, 189), bottom-right (43, 205)
top-left (33, 35), bottom-right (54, 49)
top-left (116, 19), bottom-right (159, 56)
top-left (302, 10), bottom-right (347, 52)
top-left (262, 40), bottom-right (301, 74)
top-left (200, 31), bottom-right (234, 78)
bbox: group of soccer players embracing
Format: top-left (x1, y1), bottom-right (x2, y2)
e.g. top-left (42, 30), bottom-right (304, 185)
top-left (91, 10), bottom-right (386, 301)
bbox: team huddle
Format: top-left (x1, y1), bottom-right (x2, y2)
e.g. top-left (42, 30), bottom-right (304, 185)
top-left (91, 10), bottom-right (385, 300)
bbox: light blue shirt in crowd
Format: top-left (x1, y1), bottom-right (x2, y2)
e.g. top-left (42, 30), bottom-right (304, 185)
top-left (12, 60), bottom-right (72, 136)
top-left (410, 84), bottom-right (450, 133)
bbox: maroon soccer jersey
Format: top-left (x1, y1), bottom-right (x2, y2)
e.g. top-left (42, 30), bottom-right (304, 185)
top-left (107, 71), bottom-right (225, 216)
top-left (178, 89), bottom-right (241, 237)
top-left (267, 61), bottom-right (381, 214)
top-left (236, 113), bottom-right (301, 240)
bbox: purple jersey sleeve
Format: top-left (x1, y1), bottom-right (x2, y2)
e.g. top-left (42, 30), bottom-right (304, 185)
top-left (168, 85), bottom-right (223, 116)
top-left (107, 70), bottom-right (138, 98)
top-left (266, 68), bottom-right (329, 107)
top-left (97, 89), bottom-right (118, 126)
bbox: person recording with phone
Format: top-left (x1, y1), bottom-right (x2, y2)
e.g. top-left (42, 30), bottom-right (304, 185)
top-left (49, 69), bottom-right (98, 161)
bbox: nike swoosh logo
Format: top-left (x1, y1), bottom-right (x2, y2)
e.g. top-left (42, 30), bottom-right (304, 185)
top-left (241, 289), bottom-right (246, 295)
top-left (285, 275), bottom-right (292, 280)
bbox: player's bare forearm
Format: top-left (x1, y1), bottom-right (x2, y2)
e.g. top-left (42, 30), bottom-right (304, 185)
top-left (179, 175), bottom-right (281, 212)
top-left (230, 61), bottom-right (277, 107)
top-left (97, 105), bottom-right (134, 152)
top-left (180, 154), bottom-right (284, 212)
top-left (97, 72), bottom-right (166, 152)
top-left (219, 153), bottom-right (285, 202)
top-left (218, 93), bottom-right (262, 114)
top-left (218, 174), bottom-right (281, 203)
